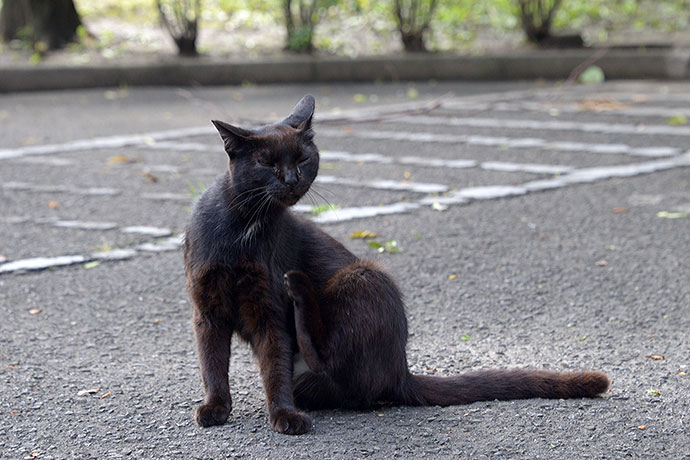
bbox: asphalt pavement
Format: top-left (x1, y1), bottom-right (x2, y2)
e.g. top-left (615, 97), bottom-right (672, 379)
top-left (1, 80), bottom-right (689, 459)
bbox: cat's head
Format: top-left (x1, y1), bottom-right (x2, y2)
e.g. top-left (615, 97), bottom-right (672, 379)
top-left (211, 95), bottom-right (319, 208)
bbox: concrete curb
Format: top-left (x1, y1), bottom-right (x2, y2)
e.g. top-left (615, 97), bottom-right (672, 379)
top-left (1, 48), bottom-right (688, 92)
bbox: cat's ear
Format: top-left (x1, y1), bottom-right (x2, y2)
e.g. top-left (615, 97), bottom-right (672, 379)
top-left (211, 120), bottom-right (252, 157)
top-left (283, 95), bottom-right (315, 130)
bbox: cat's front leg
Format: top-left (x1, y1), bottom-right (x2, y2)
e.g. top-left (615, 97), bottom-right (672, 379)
top-left (254, 327), bottom-right (312, 435)
top-left (193, 309), bottom-right (233, 427)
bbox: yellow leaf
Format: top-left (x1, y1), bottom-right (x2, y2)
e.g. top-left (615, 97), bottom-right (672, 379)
top-left (350, 230), bottom-right (377, 239)
top-left (448, 274), bottom-right (457, 280)
top-left (107, 154), bottom-right (138, 164)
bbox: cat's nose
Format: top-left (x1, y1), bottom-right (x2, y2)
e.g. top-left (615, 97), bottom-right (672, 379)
top-left (283, 169), bottom-right (298, 186)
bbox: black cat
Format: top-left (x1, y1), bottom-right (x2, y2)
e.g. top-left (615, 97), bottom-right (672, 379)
top-left (183, 95), bottom-right (610, 435)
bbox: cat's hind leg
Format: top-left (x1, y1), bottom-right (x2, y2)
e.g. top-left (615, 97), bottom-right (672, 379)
top-left (284, 271), bottom-right (329, 373)
top-left (293, 371), bottom-right (345, 410)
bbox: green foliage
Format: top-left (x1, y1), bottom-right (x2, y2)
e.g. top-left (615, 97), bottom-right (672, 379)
top-left (287, 25), bottom-right (313, 52)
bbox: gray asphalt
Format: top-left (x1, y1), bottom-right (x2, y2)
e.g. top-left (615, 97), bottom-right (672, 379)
top-left (1, 80), bottom-right (689, 459)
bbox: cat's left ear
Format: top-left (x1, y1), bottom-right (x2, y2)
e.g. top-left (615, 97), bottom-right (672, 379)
top-left (283, 95), bottom-right (315, 131)
top-left (211, 120), bottom-right (252, 157)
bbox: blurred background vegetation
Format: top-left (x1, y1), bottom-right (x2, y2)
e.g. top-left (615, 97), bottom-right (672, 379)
top-left (0, 0), bottom-right (688, 64)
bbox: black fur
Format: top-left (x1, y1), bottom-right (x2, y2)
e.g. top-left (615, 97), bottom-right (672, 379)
top-left (183, 95), bottom-right (610, 435)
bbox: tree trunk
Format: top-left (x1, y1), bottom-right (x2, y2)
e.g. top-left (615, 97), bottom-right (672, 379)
top-left (0, 0), bottom-right (82, 49)
top-left (401, 31), bottom-right (426, 52)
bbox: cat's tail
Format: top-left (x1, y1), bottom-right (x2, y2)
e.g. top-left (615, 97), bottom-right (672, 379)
top-left (400, 369), bottom-right (609, 406)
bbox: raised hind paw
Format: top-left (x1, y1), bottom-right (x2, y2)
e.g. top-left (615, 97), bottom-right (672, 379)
top-left (269, 408), bottom-right (312, 435)
top-left (195, 403), bottom-right (231, 427)
top-left (283, 271), bottom-right (312, 305)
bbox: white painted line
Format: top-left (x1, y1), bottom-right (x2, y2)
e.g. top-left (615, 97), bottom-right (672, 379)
top-left (91, 249), bottom-right (138, 260)
top-left (320, 150), bottom-right (394, 164)
top-left (145, 165), bottom-right (182, 174)
top-left (480, 161), bottom-right (573, 175)
top-left (393, 115), bottom-right (690, 137)
top-left (141, 141), bottom-right (213, 152)
top-left (122, 226), bottom-right (173, 237)
top-left (2, 182), bottom-right (120, 196)
top-left (0, 126), bottom-right (214, 160)
top-left (136, 234), bottom-right (184, 252)
top-left (52, 220), bottom-right (118, 230)
top-left (442, 100), bottom-right (690, 119)
top-left (0, 255), bottom-right (86, 273)
top-left (316, 175), bottom-right (447, 193)
top-left (141, 192), bottom-right (190, 201)
top-left (14, 157), bottom-right (74, 166)
top-left (311, 202), bottom-right (420, 224)
top-left (318, 127), bottom-right (680, 158)
top-left (398, 156), bottom-right (477, 169)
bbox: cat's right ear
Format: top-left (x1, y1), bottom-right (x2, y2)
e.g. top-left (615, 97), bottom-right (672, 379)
top-left (211, 120), bottom-right (252, 157)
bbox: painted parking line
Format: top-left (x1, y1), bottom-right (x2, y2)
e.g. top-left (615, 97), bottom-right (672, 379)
top-left (441, 100), bottom-right (690, 119)
top-left (3, 216), bottom-right (172, 237)
top-left (390, 115), bottom-right (690, 137)
top-left (317, 128), bottom-right (680, 158)
top-left (3, 152), bottom-right (689, 275)
top-left (2, 182), bottom-right (120, 196)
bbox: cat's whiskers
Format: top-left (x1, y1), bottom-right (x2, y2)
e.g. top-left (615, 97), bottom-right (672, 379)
top-left (227, 184), bottom-right (270, 212)
top-left (235, 191), bottom-right (273, 247)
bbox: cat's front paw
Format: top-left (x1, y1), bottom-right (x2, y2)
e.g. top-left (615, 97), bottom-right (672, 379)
top-left (195, 403), bottom-right (231, 427)
top-left (269, 409), bottom-right (312, 435)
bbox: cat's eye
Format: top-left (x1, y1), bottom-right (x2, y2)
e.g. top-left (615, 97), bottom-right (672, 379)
top-left (298, 156), bottom-right (310, 165)
top-left (258, 159), bottom-right (273, 167)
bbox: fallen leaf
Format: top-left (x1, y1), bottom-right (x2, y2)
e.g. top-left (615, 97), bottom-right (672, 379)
top-left (647, 355), bottom-right (665, 360)
top-left (594, 260), bottom-right (608, 266)
top-left (153, 318), bottom-right (164, 323)
top-left (48, 201), bottom-right (60, 209)
top-left (377, 413), bottom-right (384, 417)
top-left (107, 154), bottom-right (138, 164)
top-left (646, 386), bottom-right (661, 396)
top-left (5, 365), bottom-right (20, 370)
top-left (578, 66), bottom-right (605, 84)
top-left (576, 97), bottom-right (629, 112)
top-left (578, 336), bottom-right (587, 341)
top-left (142, 171), bottom-right (159, 183)
top-left (99, 391), bottom-right (112, 399)
top-left (403, 171), bottom-right (411, 179)
top-left (406, 87), bottom-right (419, 99)
top-left (637, 425), bottom-right (646, 430)
top-left (83, 261), bottom-right (101, 269)
top-left (350, 230), bottom-right (377, 239)
top-left (10, 409), bottom-right (19, 415)
top-left (431, 197), bottom-right (448, 212)
top-left (612, 207), bottom-right (628, 213)
top-left (29, 309), bottom-right (41, 315)
top-left (77, 388), bottom-right (99, 396)
top-left (383, 240), bottom-right (400, 253)
top-left (367, 241), bottom-right (384, 252)
top-left (311, 204), bottom-right (340, 216)
top-left (29, 452), bottom-right (40, 458)
top-left (605, 245), bottom-right (616, 251)
top-left (667, 114), bottom-right (688, 126)
top-left (461, 334), bottom-right (471, 341)
top-left (679, 372), bottom-right (687, 376)
top-left (657, 211), bottom-right (690, 219)
top-left (353, 93), bottom-right (367, 103)
top-left (448, 274), bottom-right (457, 280)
